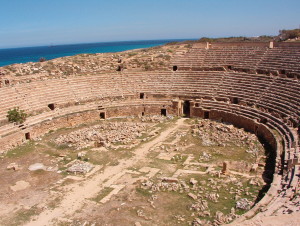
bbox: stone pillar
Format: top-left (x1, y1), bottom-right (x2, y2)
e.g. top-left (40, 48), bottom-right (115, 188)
top-left (206, 42), bottom-right (210, 50)
top-left (190, 100), bottom-right (195, 107)
top-left (222, 161), bottom-right (229, 174)
top-left (189, 100), bottom-right (195, 117)
top-left (269, 41), bottom-right (274, 49)
top-left (172, 100), bottom-right (181, 116)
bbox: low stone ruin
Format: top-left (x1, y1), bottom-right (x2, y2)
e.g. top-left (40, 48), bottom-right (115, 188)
top-left (55, 121), bottom-right (149, 150)
top-left (67, 160), bottom-right (94, 174)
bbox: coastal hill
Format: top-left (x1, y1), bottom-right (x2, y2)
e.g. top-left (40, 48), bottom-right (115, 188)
top-left (0, 42), bottom-right (189, 82)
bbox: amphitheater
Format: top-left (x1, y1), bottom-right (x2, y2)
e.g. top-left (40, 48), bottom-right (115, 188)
top-left (0, 41), bottom-right (299, 226)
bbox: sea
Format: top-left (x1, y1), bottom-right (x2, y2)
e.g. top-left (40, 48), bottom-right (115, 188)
top-left (0, 39), bottom-right (188, 67)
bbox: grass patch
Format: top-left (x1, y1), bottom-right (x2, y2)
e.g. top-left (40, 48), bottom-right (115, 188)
top-left (91, 187), bottom-right (114, 203)
top-left (47, 196), bottom-right (62, 209)
top-left (87, 148), bottom-right (132, 166)
top-left (136, 187), bottom-right (152, 197)
top-left (1, 206), bottom-right (41, 226)
top-left (57, 144), bottom-right (70, 150)
top-left (6, 141), bottom-right (35, 158)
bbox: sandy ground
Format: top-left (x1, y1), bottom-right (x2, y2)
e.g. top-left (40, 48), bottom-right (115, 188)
top-left (25, 118), bottom-right (186, 226)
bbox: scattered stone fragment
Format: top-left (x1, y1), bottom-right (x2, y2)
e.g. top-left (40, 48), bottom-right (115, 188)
top-left (201, 152), bottom-right (212, 161)
top-left (188, 193), bottom-right (198, 200)
top-left (7, 163), bottom-right (20, 171)
top-left (28, 163), bottom-right (45, 171)
top-left (230, 207), bottom-right (235, 215)
top-left (190, 200), bottom-right (208, 211)
top-left (250, 163), bottom-right (259, 172)
top-left (190, 178), bottom-right (198, 185)
top-left (207, 193), bottom-right (219, 202)
top-left (202, 210), bottom-right (211, 217)
top-left (214, 211), bottom-right (227, 225)
top-left (162, 177), bottom-right (179, 183)
top-left (174, 215), bottom-right (185, 222)
top-left (192, 218), bottom-right (202, 226)
top-left (137, 209), bottom-right (152, 220)
top-left (77, 151), bottom-right (87, 159)
top-left (236, 198), bottom-right (251, 210)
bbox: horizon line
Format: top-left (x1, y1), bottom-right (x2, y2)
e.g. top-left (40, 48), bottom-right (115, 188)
top-left (0, 38), bottom-right (198, 51)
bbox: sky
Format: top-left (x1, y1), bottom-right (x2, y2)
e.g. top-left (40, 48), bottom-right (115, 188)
top-left (0, 0), bottom-right (299, 48)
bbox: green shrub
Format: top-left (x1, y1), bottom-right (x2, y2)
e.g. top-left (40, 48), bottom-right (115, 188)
top-left (7, 107), bottom-right (27, 124)
top-left (279, 29), bottom-right (300, 41)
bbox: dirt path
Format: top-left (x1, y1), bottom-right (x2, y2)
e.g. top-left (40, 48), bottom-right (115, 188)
top-left (26, 118), bottom-right (186, 226)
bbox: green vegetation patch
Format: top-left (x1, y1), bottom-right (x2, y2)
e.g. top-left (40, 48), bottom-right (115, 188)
top-left (7, 107), bottom-right (27, 124)
top-left (6, 141), bottom-right (35, 158)
top-left (1, 206), bottom-right (41, 226)
top-left (91, 187), bottom-right (114, 203)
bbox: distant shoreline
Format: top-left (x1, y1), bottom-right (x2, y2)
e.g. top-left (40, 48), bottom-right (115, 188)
top-left (0, 39), bottom-right (192, 67)
top-left (0, 39), bottom-right (192, 51)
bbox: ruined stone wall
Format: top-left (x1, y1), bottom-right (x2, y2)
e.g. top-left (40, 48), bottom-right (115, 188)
top-left (0, 102), bottom-right (179, 153)
top-left (0, 131), bottom-right (25, 153)
top-left (106, 104), bottom-right (177, 118)
top-left (0, 110), bottom-right (100, 152)
top-left (31, 110), bottom-right (100, 137)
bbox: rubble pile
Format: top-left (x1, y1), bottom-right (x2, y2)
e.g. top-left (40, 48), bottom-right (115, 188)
top-left (67, 160), bottom-right (94, 174)
top-left (192, 119), bottom-right (263, 153)
top-left (140, 115), bottom-right (173, 123)
top-left (139, 174), bottom-right (261, 225)
top-left (55, 122), bottom-right (148, 150)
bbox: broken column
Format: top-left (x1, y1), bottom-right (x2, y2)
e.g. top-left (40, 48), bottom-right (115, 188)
top-left (222, 161), bottom-right (229, 174)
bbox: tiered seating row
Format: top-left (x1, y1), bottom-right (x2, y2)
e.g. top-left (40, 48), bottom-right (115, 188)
top-left (172, 45), bottom-right (300, 77)
top-left (0, 71), bottom-right (299, 129)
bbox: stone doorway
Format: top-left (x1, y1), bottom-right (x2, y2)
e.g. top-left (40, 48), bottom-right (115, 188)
top-left (183, 100), bottom-right (190, 117)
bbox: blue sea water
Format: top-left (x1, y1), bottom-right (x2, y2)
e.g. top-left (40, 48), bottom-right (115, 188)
top-left (0, 39), bottom-right (187, 67)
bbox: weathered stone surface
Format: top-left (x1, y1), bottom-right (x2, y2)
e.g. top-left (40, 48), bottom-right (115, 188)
top-left (188, 192), bottom-right (198, 200)
top-left (236, 198), bottom-right (251, 210)
top-left (190, 178), bottom-right (198, 185)
top-left (250, 163), bottom-right (259, 172)
top-left (162, 177), bottom-right (179, 183)
top-left (28, 163), bottom-right (45, 171)
top-left (222, 161), bottom-right (229, 174)
top-left (10, 180), bottom-right (30, 191)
